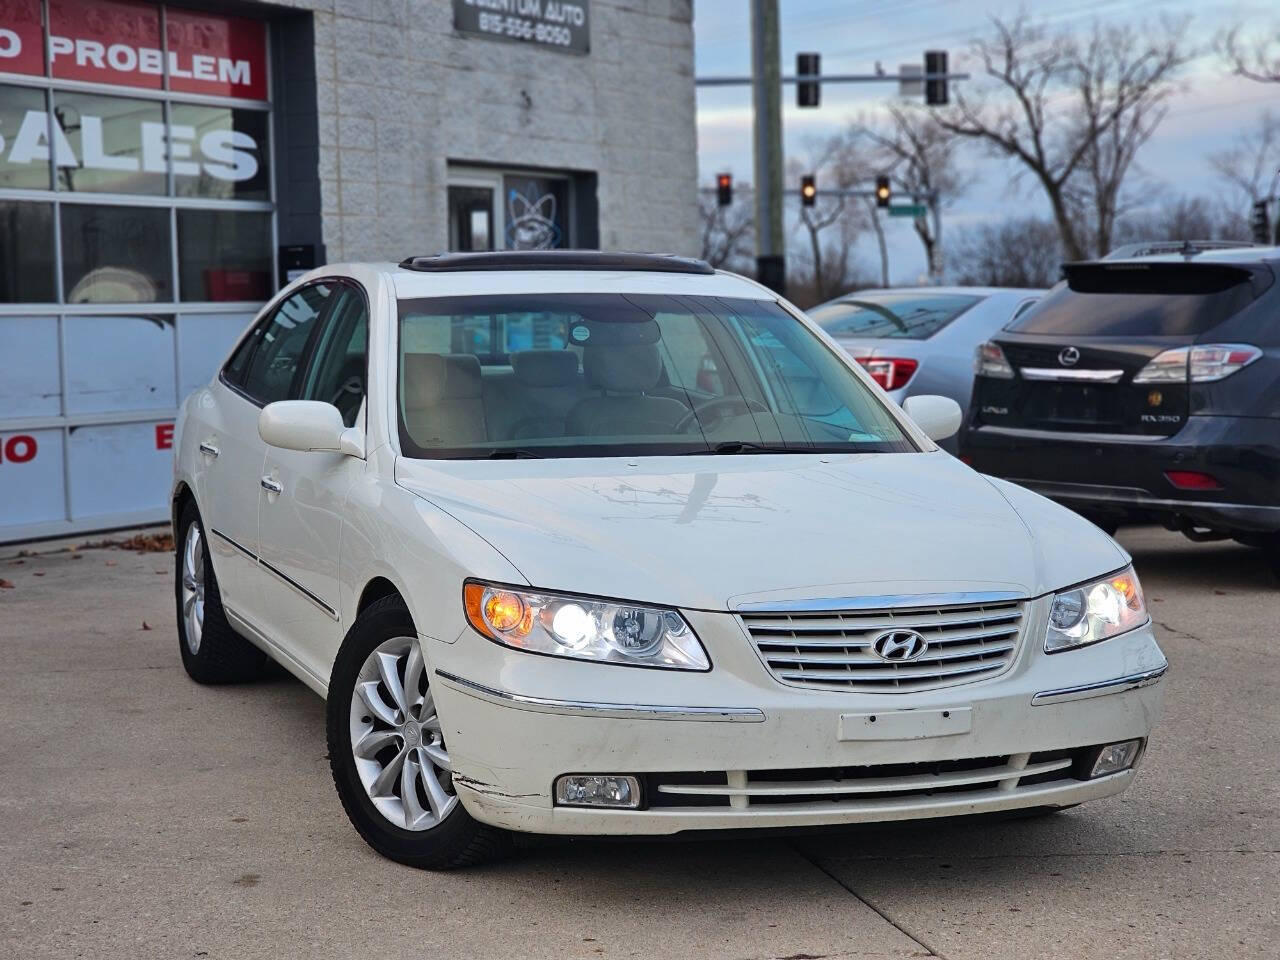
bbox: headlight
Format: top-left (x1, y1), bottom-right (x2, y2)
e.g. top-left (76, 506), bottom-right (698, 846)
top-left (463, 581), bottom-right (710, 670)
top-left (1045, 566), bottom-right (1147, 653)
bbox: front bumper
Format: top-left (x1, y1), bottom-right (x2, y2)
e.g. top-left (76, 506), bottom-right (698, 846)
top-left (426, 597), bottom-right (1167, 836)
top-left (963, 415), bottom-right (1280, 533)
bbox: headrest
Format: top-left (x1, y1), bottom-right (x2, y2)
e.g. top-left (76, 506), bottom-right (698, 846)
top-left (512, 349), bottom-right (579, 388)
top-left (403, 353), bottom-right (483, 407)
top-left (583, 342), bottom-right (664, 394)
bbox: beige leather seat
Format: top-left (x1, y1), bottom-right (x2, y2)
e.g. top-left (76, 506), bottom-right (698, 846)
top-left (565, 340), bottom-right (687, 437)
top-left (402, 353), bottom-right (486, 447)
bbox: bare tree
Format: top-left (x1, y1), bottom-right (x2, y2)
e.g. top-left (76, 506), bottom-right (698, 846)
top-left (950, 216), bottom-right (1063, 288)
top-left (787, 134), bottom-right (871, 303)
top-left (1112, 194), bottom-right (1247, 247)
top-left (939, 13), bottom-right (1191, 259)
top-left (857, 102), bottom-right (970, 280)
top-left (1209, 109), bottom-right (1280, 219)
top-left (1217, 24), bottom-right (1280, 84)
top-left (698, 189), bottom-right (755, 273)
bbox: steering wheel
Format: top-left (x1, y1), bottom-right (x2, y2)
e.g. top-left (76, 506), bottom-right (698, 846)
top-left (674, 396), bottom-right (770, 434)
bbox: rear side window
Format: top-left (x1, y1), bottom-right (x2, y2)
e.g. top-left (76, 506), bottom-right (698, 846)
top-left (1010, 265), bottom-right (1260, 337)
top-left (809, 293), bottom-right (981, 339)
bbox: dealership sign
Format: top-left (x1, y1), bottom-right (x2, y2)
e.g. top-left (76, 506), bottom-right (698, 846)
top-left (0, 0), bottom-right (268, 100)
top-left (453, 0), bottom-right (589, 55)
top-left (0, 107), bottom-right (261, 181)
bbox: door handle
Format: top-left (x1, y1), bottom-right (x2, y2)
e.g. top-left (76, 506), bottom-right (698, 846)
top-left (199, 441), bottom-right (220, 458)
top-left (260, 476), bottom-right (283, 495)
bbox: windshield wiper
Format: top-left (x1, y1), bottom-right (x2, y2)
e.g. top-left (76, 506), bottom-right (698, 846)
top-left (485, 448), bottom-right (544, 459)
top-left (697, 441), bottom-right (802, 455)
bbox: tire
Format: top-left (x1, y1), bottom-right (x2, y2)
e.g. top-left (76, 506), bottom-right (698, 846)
top-left (175, 500), bottom-right (269, 684)
top-left (326, 595), bottom-right (512, 869)
top-left (1262, 536), bottom-right (1280, 582)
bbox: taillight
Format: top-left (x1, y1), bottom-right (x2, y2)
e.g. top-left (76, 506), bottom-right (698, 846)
top-left (856, 356), bottom-right (918, 391)
top-left (974, 341), bottom-right (1014, 379)
top-left (1164, 470), bottom-right (1223, 491)
top-left (1133, 344), bottom-right (1261, 384)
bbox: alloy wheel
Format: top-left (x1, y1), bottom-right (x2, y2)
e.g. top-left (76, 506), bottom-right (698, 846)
top-left (349, 636), bottom-right (458, 831)
top-left (180, 523), bottom-right (206, 655)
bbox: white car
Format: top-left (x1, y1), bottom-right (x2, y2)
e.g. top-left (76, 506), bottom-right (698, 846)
top-left (172, 251), bottom-right (1168, 869)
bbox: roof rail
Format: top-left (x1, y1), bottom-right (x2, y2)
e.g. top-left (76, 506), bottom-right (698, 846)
top-left (398, 250), bottom-right (716, 275)
top-left (1103, 240), bottom-right (1260, 261)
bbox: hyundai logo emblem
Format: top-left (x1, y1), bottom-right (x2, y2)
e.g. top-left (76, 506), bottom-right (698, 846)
top-left (1058, 346), bottom-right (1081, 367)
top-left (871, 630), bottom-right (929, 662)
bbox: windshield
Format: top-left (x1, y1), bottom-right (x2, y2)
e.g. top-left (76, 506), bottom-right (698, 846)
top-left (809, 292), bottom-right (982, 339)
top-left (396, 293), bottom-right (915, 459)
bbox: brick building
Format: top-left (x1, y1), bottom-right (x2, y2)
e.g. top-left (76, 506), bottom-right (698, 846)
top-left (0, 0), bottom-right (700, 542)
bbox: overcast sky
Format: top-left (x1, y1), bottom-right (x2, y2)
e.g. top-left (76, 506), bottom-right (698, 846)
top-left (692, 0), bottom-right (1279, 285)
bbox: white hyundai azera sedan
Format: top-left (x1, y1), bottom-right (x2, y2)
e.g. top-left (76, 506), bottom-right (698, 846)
top-left (172, 251), bottom-right (1167, 868)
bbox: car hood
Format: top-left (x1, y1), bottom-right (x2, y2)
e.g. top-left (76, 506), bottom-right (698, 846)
top-left (394, 452), bottom-right (1127, 611)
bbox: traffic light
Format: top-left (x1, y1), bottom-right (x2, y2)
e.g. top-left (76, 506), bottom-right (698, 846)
top-left (797, 52), bottom-right (820, 108)
top-left (716, 172), bottom-right (733, 207)
top-left (800, 174), bottom-right (816, 207)
top-left (1251, 200), bottom-right (1271, 245)
top-left (875, 175), bottom-right (891, 208)
top-left (925, 50), bottom-right (948, 106)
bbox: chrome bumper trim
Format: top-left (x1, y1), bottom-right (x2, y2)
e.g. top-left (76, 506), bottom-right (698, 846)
top-left (434, 670), bottom-right (766, 722)
top-left (1031, 663), bottom-right (1168, 706)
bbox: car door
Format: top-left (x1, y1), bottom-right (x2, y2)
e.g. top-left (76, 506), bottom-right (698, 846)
top-left (205, 282), bottom-right (336, 627)
top-left (256, 281), bottom-right (369, 684)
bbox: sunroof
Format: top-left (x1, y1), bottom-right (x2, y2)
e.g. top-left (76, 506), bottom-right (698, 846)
top-left (398, 250), bottom-right (716, 275)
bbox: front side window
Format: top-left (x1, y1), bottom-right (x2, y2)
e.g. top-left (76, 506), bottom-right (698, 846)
top-left (810, 292), bottom-right (982, 340)
top-left (301, 285), bottom-right (368, 427)
top-left (396, 293), bottom-right (914, 459)
top-left (229, 283), bottom-right (331, 405)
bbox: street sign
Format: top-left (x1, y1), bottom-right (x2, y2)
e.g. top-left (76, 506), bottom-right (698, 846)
top-left (888, 204), bottom-right (927, 218)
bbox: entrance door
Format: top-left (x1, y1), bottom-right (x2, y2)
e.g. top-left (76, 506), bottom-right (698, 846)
top-left (447, 168), bottom-right (572, 251)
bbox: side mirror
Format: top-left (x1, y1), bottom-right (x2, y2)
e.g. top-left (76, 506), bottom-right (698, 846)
top-left (259, 400), bottom-right (364, 457)
top-left (902, 394), bottom-right (962, 443)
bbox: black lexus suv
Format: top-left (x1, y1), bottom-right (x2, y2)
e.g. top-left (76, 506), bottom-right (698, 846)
top-left (963, 243), bottom-right (1280, 576)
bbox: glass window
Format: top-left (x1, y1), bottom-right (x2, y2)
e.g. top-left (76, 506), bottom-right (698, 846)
top-left (809, 293), bottom-right (982, 340)
top-left (448, 186), bottom-right (494, 251)
top-left (301, 285), bottom-right (368, 427)
top-left (1009, 269), bottom-right (1259, 337)
top-left (0, 316), bottom-right (61, 418)
top-left (170, 103), bottom-right (270, 201)
top-left (61, 204), bottom-right (172, 303)
top-left (64, 314), bottom-right (175, 414)
top-left (503, 175), bottom-right (568, 249)
top-left (177, 210), bottom-right (273, 301)
top-left (396, 293), bottom-right (914, 459)
top-left (0, 202), bottom-right (56, 303)
top-left (51, 91), bottom-right (166, 195)
top-left (0, 85), bottom-right (53, 190)
top-left (237, 284), bottom-right (331, 405)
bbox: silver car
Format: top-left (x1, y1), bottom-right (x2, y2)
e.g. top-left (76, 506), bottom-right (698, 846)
top-left (808, 287), bottom-right (1043, 452)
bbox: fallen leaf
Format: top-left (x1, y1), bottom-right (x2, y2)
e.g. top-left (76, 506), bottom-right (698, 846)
top-left (33, 572), bottom-right (45, 577)
top-left (1213, 589), bottom-right (1227, 596)
top-left (155, 570), bottom-right (166, 575)
top-left (0, 579), bottom-right (13, 589)
top-left (105, 559), bottom-right (117, 567)
top-left (141, 621), bottom-right (152, 631)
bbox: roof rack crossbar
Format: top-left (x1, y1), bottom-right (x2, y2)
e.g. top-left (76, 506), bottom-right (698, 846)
top-left (398, 250), bottom-right (716, 275)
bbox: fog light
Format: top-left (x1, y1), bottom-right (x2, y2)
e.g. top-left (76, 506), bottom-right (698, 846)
top-left (1089, 740), bottom-right (1142, 778)
top-left (554, 774), bottom-right (640, 808)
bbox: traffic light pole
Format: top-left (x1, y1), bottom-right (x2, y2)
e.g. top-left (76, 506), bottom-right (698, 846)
top-left (751, 0), bottom-right (786, 295)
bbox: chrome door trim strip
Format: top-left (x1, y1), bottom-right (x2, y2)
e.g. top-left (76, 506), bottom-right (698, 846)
top-left (734, 591), bottom-right (1025, 614)
top-left (1019, 368), bottom-right (1125, 383)
top-left (257, 556), bottom-right (340, 621)
top-left (209, 528), bottom-right (338, 622)
top-left (434, 670), bottom-right (766, 722)
top-left (209, 527), bottom-right (255, 559)
top-left (1031, 664), bottom-right (1167, 706)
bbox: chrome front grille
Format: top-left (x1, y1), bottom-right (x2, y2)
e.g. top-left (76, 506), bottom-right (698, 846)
top-left (744, 599), bottom-right (1025, 692)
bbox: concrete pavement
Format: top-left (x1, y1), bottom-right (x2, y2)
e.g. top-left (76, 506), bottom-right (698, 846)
top-left (1, 527), bottom-right (1276, 959)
